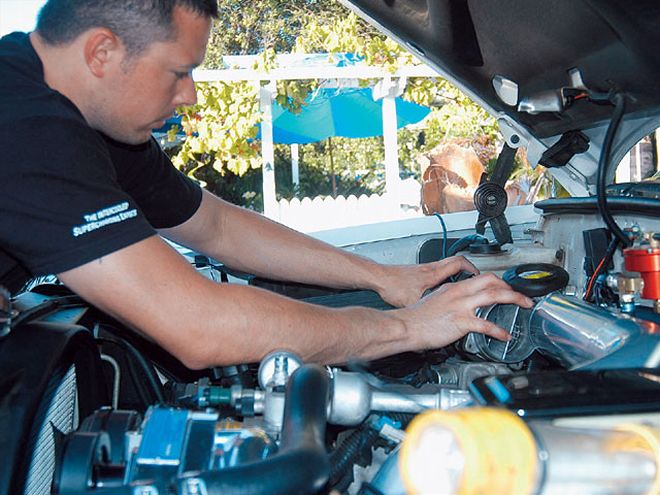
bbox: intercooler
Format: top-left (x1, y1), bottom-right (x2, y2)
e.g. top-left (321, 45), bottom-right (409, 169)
top-left (23, 365), bottom-right (79, 495)
top-left (0, 317), bottom-right (107, 495)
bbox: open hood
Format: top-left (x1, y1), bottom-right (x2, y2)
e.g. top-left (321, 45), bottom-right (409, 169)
top-left (340, 0), bottom-right (660, 195)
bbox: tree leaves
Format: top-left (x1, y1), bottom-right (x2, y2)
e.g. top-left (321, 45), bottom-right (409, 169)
top-left (167, 4), bottom-right (504, 210)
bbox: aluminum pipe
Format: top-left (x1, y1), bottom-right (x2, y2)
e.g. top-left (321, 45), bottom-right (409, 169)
top-left (529, 293), bottom-right (659, 369)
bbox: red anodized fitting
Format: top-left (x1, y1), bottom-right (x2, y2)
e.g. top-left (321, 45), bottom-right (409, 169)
top-left (624, 246), bottom-right (660, 301)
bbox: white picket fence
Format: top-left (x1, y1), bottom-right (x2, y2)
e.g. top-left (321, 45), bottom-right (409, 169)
top-left (275, 193), bottom-right (422, 232)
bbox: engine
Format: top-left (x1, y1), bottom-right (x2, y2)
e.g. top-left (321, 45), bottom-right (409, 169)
top-left (5, 197), bottom-right (660, 495)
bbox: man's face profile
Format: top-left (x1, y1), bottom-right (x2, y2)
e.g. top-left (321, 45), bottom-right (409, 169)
top-left (93, 6), bottom-right (211, 145)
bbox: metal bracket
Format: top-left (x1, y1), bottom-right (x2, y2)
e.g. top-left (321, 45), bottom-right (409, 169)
top-left (497, 117), bottom-right (528, 149)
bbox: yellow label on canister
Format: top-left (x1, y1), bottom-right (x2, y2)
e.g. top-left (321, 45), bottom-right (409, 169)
top-left (518, 270), bottom-right (552, 280)
top-left (400, 408), bottom-right (539, 495)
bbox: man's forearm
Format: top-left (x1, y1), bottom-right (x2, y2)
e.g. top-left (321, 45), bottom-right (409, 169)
top-left (59, 236), bottom-right (411, 367)
top-left (60, 236), bottom-right (531, 369)
top-left (162, 190), bottom-right (386, 292)
top-left (160, 190), bottom-right (487, 309)
top-left (173, 282), bottom-right (410, 367)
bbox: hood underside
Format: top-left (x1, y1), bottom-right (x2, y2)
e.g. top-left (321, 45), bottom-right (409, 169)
top-left (340, 0), bottom-right (660, 195)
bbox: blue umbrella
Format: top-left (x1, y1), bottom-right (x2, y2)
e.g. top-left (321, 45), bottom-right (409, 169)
top-left (259, 86), bottom-right (430, 197)
top-left (263, 87), bottom-right (430, 144)
top-left (156, 87), bottom-right (430, 144)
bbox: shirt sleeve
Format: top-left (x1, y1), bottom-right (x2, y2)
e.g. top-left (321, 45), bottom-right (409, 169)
top-left (0, 116), bottom-right (158, 276)
top-left (105, 136), bottom-right (202, 229)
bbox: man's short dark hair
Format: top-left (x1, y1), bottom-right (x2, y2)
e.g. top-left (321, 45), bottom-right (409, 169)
top-left (36, 1), bottom-right (218, 57)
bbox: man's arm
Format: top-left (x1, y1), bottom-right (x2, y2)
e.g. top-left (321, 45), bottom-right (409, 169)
top-left (58, 234), bottom-right (531, 368)
top-left (159, 190), bottom-right (476, 307)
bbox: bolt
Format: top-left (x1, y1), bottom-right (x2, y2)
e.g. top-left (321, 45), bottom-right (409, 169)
top-left (133, 487), bottom-right (159, 495)
top-left (271, 355), bottom-right (289, 387)
top-left (620, 302), bottom-right (635, 314)
top-left (183, 479), bottom-right (208, 495)
top-left (620, 293), bottom-right (636, 313)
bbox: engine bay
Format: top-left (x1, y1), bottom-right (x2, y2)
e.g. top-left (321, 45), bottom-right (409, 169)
top-left (2, 1), bottom-right (659, 492)
top-left (2, 194), bottom-right (658, 495)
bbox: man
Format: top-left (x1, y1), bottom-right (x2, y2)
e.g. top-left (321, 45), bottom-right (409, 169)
top-left (0, 0), bottom-right (531, 369)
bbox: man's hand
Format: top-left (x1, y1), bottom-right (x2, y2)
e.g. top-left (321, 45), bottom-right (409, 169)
top-left (374, 256), bottom-right (479, 308)
top-left (394, 272), bottom-right (534, 349)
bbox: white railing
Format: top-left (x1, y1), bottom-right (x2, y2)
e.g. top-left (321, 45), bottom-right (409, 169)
top-left (276, 193), bottom-right (422, 232)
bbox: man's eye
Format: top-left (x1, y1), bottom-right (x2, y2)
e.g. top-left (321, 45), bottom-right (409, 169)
top-left (174, 71), bottom-right (190, 80)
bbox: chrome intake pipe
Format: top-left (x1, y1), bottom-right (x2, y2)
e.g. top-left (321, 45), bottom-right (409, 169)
top-left (529, 293), bottom-right (660, 370)
top-left (327, 370), bottom-right (472, 426)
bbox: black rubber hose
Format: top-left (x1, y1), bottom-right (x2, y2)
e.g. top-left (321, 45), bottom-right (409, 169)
top-left (329, 412), bottom-right (412, 491)
top-left (446, 234), bottom-right (489, 257)
top-left (334, 469), bottom-right (357, 494)
top-left (597, 92), bottom-right (630, 247)
top-left (177, 364), bottom-right (331, 495)
top-left (329, 427), bottom-right (379, 487)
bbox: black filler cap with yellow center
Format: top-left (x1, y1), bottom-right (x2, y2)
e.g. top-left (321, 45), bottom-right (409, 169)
top-left (502, 263), bottom-right (570, 297)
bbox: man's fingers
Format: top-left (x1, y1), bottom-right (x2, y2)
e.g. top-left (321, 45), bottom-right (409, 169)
top-left (469, 287), bottom-right (533, 310)
top-left (448, 273), bottom-right (534, 306)
top-left (460, 272), bottom-right (506, 289)
top-left (428, 272), bottom-right (534, 309)
top-left (454, 256), bottom-right (479, 275)
top-left (471, 318), bottom-right (512, 342)
top-left (435, 272), bottom-right (508, 297)
top-left (439, 255), bottom-right (478, 275)
top-left (426, 256), bottom-right (478, 287)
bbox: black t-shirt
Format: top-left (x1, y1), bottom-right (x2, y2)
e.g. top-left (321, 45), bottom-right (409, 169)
top-left (0, 32), bottom-right (202, 293)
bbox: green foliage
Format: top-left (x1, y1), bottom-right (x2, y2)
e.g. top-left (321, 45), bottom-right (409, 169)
top-left (204, 0), bottom-right (348, 61)
top-left (178, 142), bottom-right (375, 211)
top-left (293, 13), bottom-right (399, 65)
top-left (293, 137), bottom-right (386, 198)
top-left (169, 5), bottom-right (509, 210)
top-left (172, 80), bottom-right (262, 179)
top-left (275, 79), bottom-right (318, 114)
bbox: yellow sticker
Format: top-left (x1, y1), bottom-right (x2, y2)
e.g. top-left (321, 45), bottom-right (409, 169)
top-left (519, 270), bottom-right (552, 280)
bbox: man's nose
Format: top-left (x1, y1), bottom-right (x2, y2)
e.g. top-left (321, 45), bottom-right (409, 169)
top-left (173, 76), bottom-right (197, 107)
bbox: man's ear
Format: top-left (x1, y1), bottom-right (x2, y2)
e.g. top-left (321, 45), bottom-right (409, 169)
top-left (83, 28), bottom-right (123, 78)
